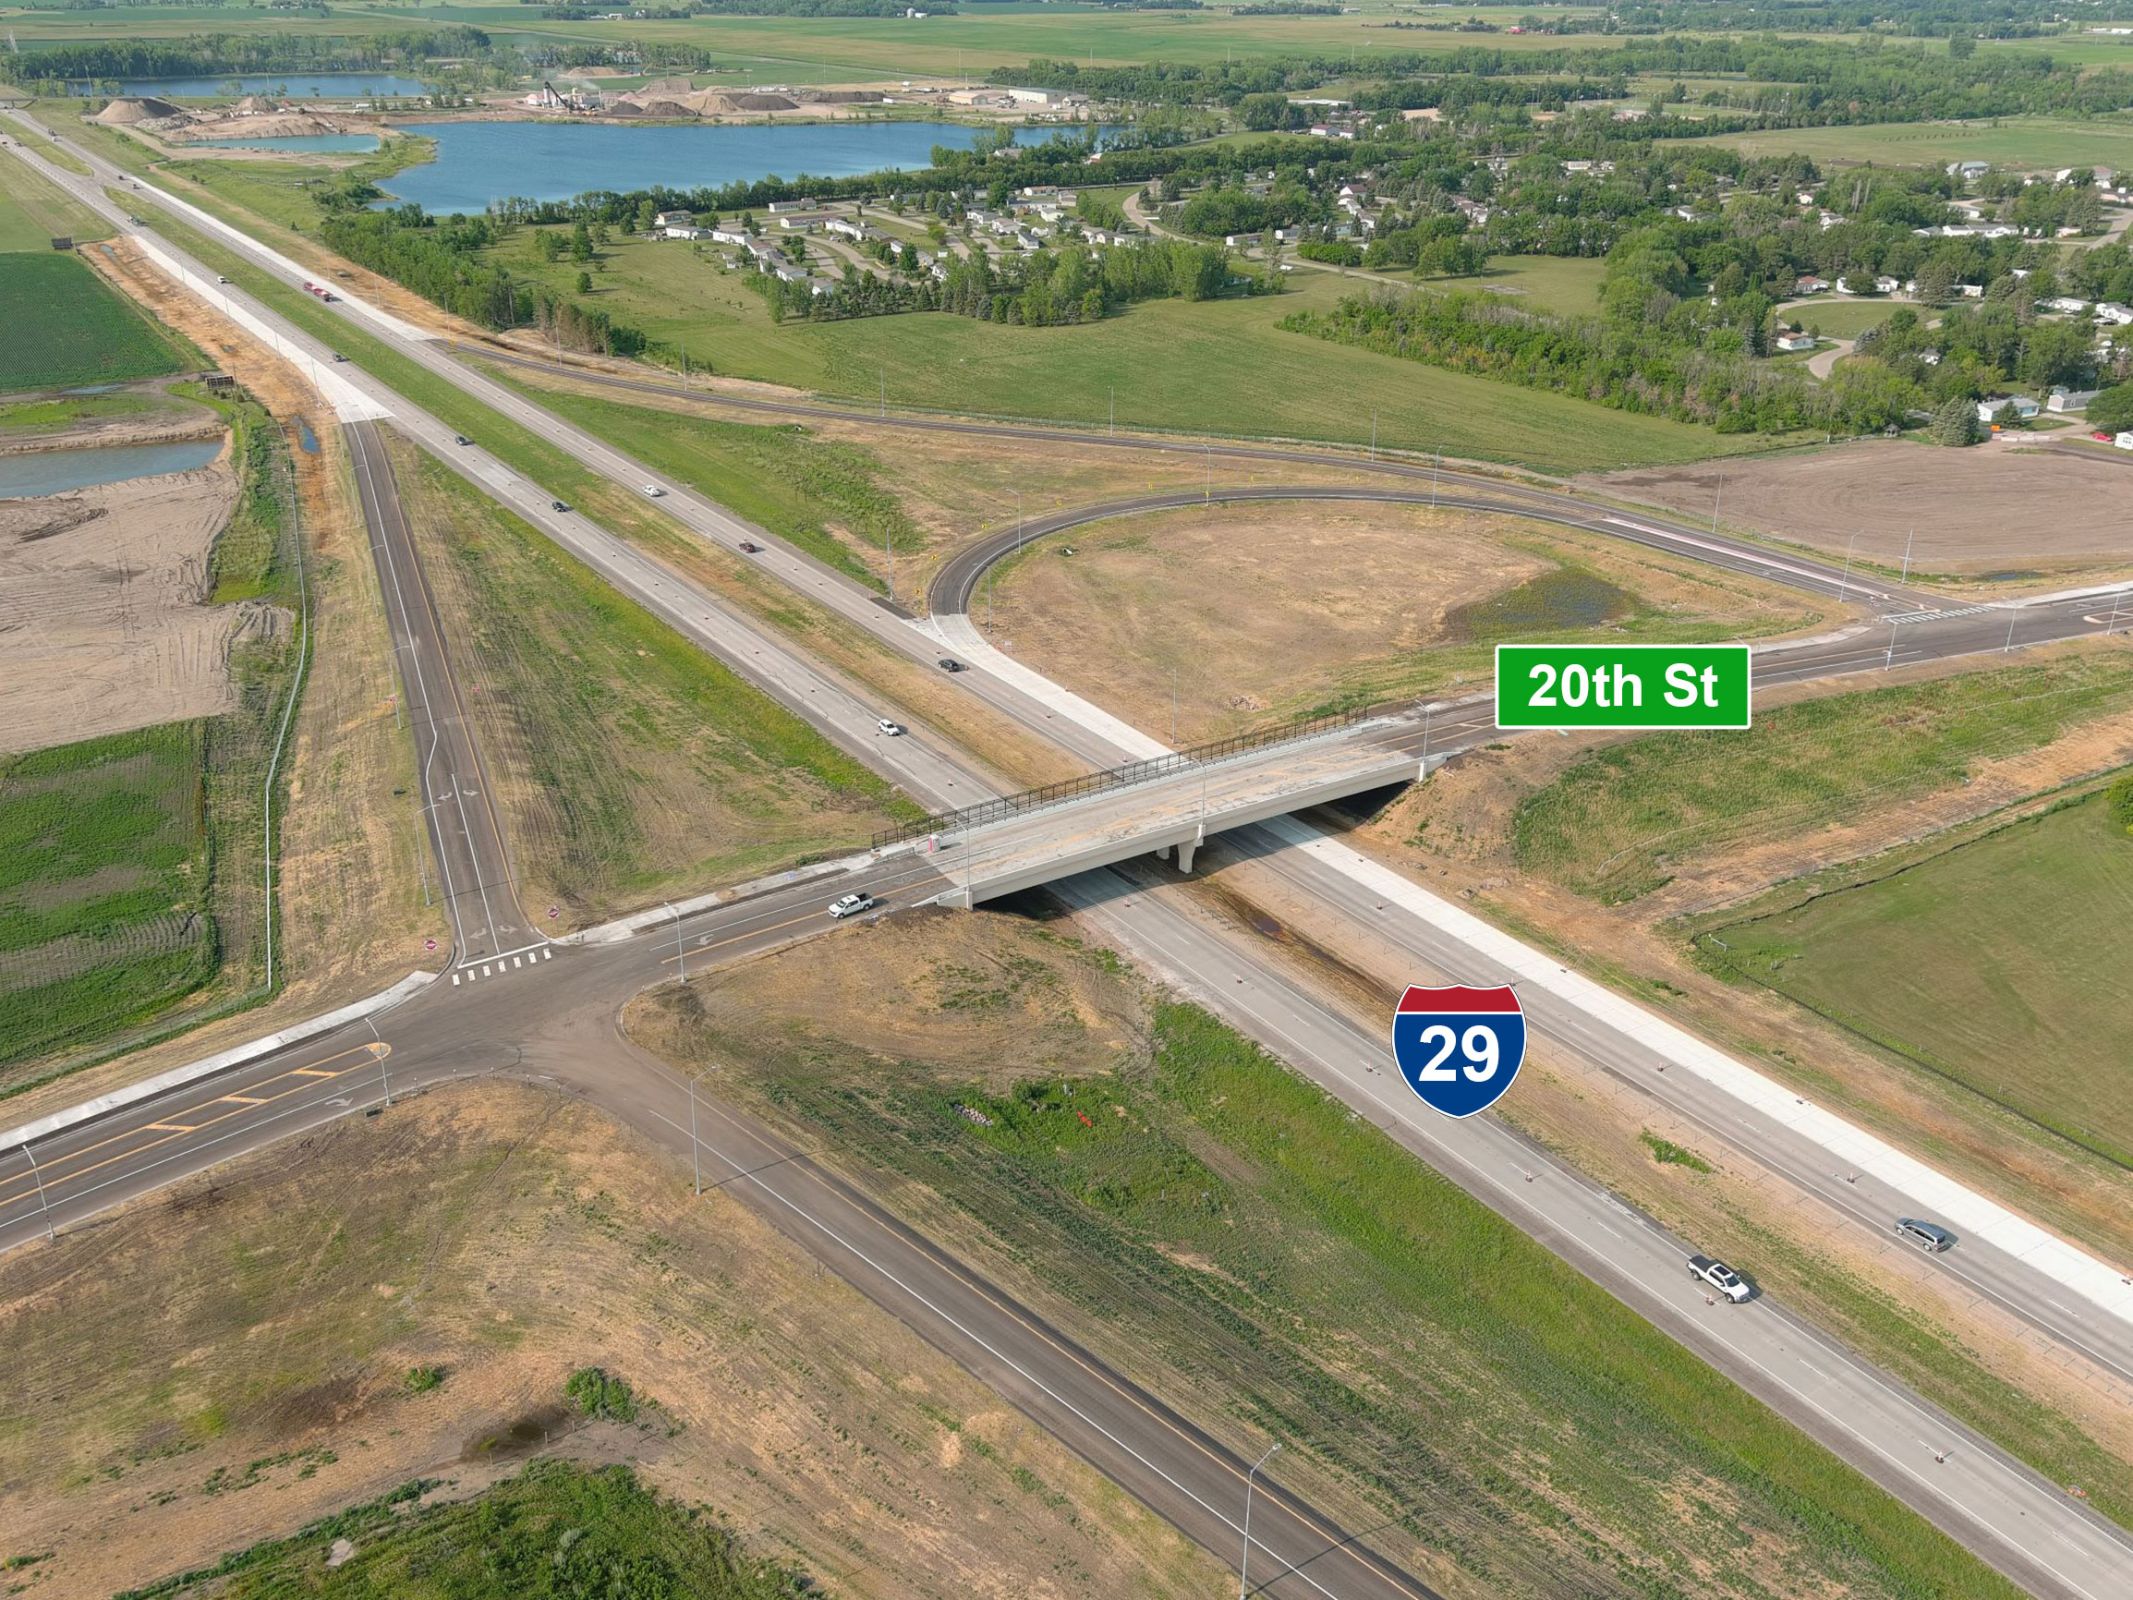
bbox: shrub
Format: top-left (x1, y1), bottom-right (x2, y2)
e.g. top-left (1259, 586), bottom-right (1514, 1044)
top-left (404, 1364), bottom-right (445, 1395)
top-left (565, 1366), bottom-right (641, 1423)
top-left (2106, 772), bottom-right (2133, 838)
top-left (1640, 1131), bottom-right (1715, 1173)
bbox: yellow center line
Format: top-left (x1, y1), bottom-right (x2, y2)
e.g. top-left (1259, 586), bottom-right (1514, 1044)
top-left (0, 1044), bottom-right (383, 1207)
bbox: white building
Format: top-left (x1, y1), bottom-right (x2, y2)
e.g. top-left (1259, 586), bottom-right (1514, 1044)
top-left (1774, 332), bottom-right (1817, 353)
top-left (2047, 387), bottom-right (2102, 412)
top-left (1976, 395), bottom-right (2041, 422)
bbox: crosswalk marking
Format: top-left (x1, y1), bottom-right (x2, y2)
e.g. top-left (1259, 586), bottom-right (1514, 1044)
top-left (1883, 604), bottom-right (1998, 625)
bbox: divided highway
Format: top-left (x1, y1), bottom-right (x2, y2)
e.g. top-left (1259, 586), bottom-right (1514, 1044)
top-left (5, 121), bottom-right (2132, 1598)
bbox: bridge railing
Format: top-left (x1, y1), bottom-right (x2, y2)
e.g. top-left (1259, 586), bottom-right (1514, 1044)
top-left (872, 703), bottom-right (1381, 849)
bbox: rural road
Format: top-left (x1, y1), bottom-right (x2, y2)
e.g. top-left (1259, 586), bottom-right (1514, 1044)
top-left (7, 119), bottom-right (2133, 1598)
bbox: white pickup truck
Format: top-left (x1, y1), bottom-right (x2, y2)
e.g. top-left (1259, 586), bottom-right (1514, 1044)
top-left (1688, 1255), bottom-right (1751, 1303)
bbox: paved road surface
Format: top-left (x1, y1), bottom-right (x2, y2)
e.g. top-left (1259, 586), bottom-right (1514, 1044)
top-left (6, 124), bottom-right (2132, 1596)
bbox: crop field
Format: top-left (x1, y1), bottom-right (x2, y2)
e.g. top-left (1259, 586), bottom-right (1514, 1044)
top-left (1682, 115), bottom-right (2133, 171)
top-left (1513, 653), bottom-right (2133, 903)
top-left (0, 252), bottom-right (188, 391)
top-left (0, 388), bottom-right (303, 1089)
top-left (634, 909), bottom-right (2018, 1600)
top-left (0, 146), bottom-right (106, 252)
top-left (396, 442), bottom-right (915, 919)
top-left (0, 726), bottom-right (214, 1071)
top-left (1701, 786), bottom-right (2133, 1168)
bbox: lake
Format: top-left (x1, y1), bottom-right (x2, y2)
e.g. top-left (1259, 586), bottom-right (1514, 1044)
top-left (0, 439), bottom-right (222, 499)
top-left (380, 120), bottom-right (986, 213)
top-left (187, 134), bottom-right (383, 155)
top-left (116, 74), bottom-right (432, 100)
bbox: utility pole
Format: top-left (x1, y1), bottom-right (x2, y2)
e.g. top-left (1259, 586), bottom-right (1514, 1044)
top-left (879, 365), bottom-right (886, 419)
top-left (21, 1143), bottom-right (55, 1243)
top-left (688, 1071), bottom-right (701, 1196)
top-left (1431, 448), bottom-right (1440, 508)
top-left (1711, 470), bottom-right (1723, 535)
top-left (1109, 385), bottom-right (1115, 434)
top-left (1238, 1443), bottom-right (1281, 1600)
top-left (1370, 409), bottom-right (1378, 461)
top-left (1205, 442), bottom-right (1212, 505)
top-left (1171, 666), bottom-right (1179, 747)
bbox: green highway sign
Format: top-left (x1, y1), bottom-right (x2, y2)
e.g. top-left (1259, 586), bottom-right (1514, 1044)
top-left (1495, 644), bottom-right (1752, 730)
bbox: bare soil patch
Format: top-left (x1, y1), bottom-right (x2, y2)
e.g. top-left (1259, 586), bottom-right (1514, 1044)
top-left (1584, 440), bottom-right (2133, 580)
top-left (982, 500), bottom-right (1817, 742)
top-left (0, 461), bottom-right (241, 753)
top-left (0, 1082), bottom-right (1217, 1600)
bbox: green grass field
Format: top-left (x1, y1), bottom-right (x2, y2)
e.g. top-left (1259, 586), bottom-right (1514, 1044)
top-left (1783, 298), bottom-right (1908, 339)
top-left (0, 145), bottom-right (106, 252)
top-left (0, 389), bottom-right (163, 433)
top-left (1701, 786), bottom-right (2133, 1167)
top-left (0, 252), bottom-right (188, 391)
top-left (486, 377), bottom-right (921, 587)
top-left (0, 727), bottom-right (216, 1070)
top-left (116, 1461), bottom-right (804, 1600)
top-left (1682, 115), bottom-right (2133, 171)
top-left (401, 446), bottom-right (915, 916)
top-left (644, 924), bottom-right (2020, 1600)
top-left (1513, 654), bottom-right (2133, 902)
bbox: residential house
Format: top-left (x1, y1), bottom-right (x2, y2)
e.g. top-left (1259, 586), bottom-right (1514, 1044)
top-left (653, 209), bottom-right (694, 229)
top-left (1794, 275), bottom-right (1830, 294)
top-left (1976, 395), bottom-right (2041, 422)
top-left (778, 212), bottom-right (833, 231)
top-left (2043, 295), bottom-right (2090, 314)
top-left (1947, 159), bottom-right (1991, 181)
top-left (2117, 432), bottom-right (2133, 450)
top-left (766, 197), bottom-right (819, 214)
top-left (710, 226), bottom-right (750, 246)
top-left (1957, 282), bottom-right (1985, 298)
top-left (824, 216), bottom-right (870, 241)
top-left (661, 224), bottom-right (711, 240)
top-left (2047, 387), bottom-right (2102, 412)
top-left (2095, 302), bottom-right (2133, 325)
top-left (1874, 275), bottom-right (1901, 294)
top-left (1774, 332), bottom-right (1817, 353)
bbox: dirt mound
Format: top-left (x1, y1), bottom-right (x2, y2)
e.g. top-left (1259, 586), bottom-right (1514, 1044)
top-left (94, 96), bottom-right (183, 125)
top-left (233, 95), bottom-right (278, 115)
top-left (729, 91), bottom-right (798, 112)
top-left (805, 89), bottom-right (884, 105)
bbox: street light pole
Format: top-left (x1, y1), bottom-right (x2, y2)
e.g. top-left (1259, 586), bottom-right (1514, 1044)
top-left (1238, 1442), bottom-right (1281, 1599)
top-left (1838, 531), bottom-right (1858, 604)
top-left (688, 1072), bottom-right (702, 1196)
top-left (21, 1143), bottom-right (55, 1243)
top-left (667, 901), bottom-right (685, 982)
top-left (1900, 526), bottom-right (1915, 585)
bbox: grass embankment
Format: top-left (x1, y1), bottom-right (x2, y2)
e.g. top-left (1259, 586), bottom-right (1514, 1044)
top-left (0, 389), bottom-right (162, 432)
top-left (116, 1462), bottom-right (804, 1600)
top-left (470, 235), bottom-right (1758, 473)
top-left (636, 912), bottom-right (2020, 1600)
top-left (0, 252), bottom-right (189, 390)
top-left (1701, 784), bottom-right (2133, 1169)
top-left (398, 443), bottom-right (914, 916)
top-left (0, 385), bottom-right (303, 1085)
top-left (1513, 654), bottom-right (2133, 902)
top-left (0, 142), bottom-right (106, 250)
top-left (490, 378), bottom-right (922, 589)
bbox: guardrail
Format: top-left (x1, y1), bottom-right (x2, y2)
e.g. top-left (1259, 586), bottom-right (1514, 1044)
top-left (872, 704), bottom-right (1379, 849)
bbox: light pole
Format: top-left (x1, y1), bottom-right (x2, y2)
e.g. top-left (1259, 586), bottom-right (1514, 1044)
top-left (688, 1071), bottom-right (701, 1196)
top-left (2003, 604), bottom-right (2020, 653)
top-left (1838, 531), bottom-right (1858, 604)
top-left (666, 901), bottom-right (687, 981)
top-left (1171, 666), bottom-right (1179, 747)
top-left (1710, 469), bottom-right (1723, 535)
top-left (1238, 1441), bottom-right (1281, 1599)
top-left (21, 1143), bottom-right (55, 1243)
top-left (1900, 526), bottom-right (1915, 585)
top-left (2105, 586), bottom-right (2126, 638)
top-left (1884, 620), bottom-right (1897, 671)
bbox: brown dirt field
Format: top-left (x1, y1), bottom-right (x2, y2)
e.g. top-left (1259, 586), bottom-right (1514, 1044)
top-left (0, 241), bottom-right (445, 1124)
top-left (0, 1081), bottom-right (1222, 1600)
top-left (0, 460), bottom-right (241, 754)
top-left (982, 500), bottom-right (1820, 743)
top-left (1584, 440), bottom-right (2133, 581)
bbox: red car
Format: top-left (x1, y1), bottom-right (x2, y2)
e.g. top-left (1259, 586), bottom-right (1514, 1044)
top-left (2094, 430), bottom-right (2115, 442)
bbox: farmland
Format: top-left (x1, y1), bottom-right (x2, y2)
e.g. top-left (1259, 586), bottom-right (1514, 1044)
top-left (0, 386), bottom-right (304, 1089)
top-left (0, 142), bottom-right (105, 252)
top-left (629, 907), bottom-right (2021, 1600)
top-left (0, 252), bottom-right (189, 391)
top-left (1682, 114), bottom-right (2133, 172)
top-left (392, 438), bottom-right (916, 919)
top-left (1700, 785), bottom-right (2133, 1168)
top-left (1512, 653), bottom-right (2133, 903)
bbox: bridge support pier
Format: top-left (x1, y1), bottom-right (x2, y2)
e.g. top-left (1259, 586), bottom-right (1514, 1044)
top-left (1160, 823), bottom-right (1205, 875)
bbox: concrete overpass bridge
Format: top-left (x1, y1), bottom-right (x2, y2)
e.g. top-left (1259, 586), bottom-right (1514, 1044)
top-left (879, 705), bottom-right (1441, 907)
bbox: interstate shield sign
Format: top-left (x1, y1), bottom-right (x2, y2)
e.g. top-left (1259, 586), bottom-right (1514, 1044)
top-left (1392, 984), bottom-right (1526, 1118)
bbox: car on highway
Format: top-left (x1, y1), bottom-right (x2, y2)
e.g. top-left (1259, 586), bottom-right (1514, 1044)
top-left (937, 657), bottom-right (966, 672)
top-left (641, 483), bottom-right (666, 497)
top-left (1688, 1256), bottom-right (1751, 1302)
top-left (127, 214), bottom-right (143, 225)
top-left (216, 274), bottom-right (230, 284)
top-left (1894, 1217), bottom-right (1956, 1252)
top-left (551, 500), bottom-right (571, 513)
top-left (331, 352), bottom-right (347, 362)
top-left (877, 719), bottom-right (905, 736)
top-left (454, 434), bottom-right (471, 446)
top-left (737, 540), bottom-right (761, 553)
top-left (827, 892), bottom-right (876, 920)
